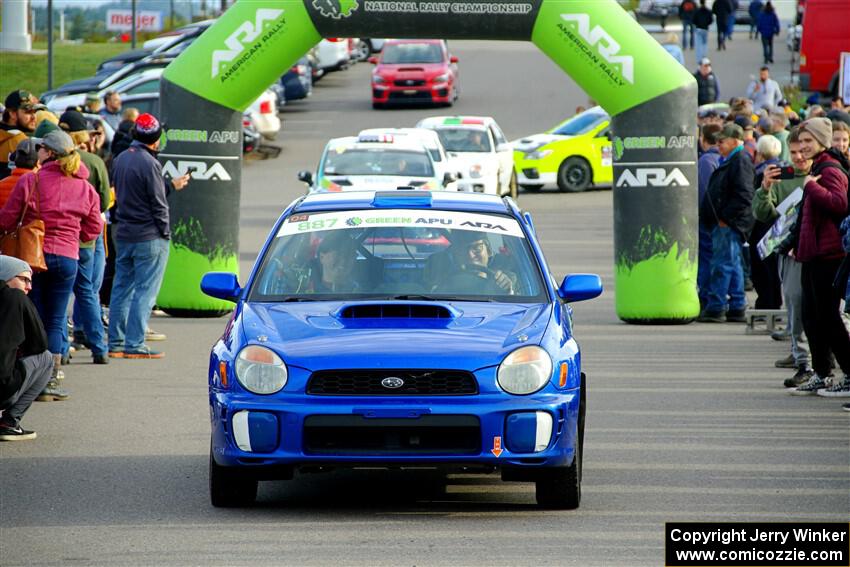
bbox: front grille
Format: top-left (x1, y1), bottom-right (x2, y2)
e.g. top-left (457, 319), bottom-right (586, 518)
top-left (393, 79), bottom-right (426, 87)
top-left (307, 369), bottom-right (478, 396)
top-left (303, 414), bottom-right (481, 455)
top-left (389, 91), bottom-right (433, 102)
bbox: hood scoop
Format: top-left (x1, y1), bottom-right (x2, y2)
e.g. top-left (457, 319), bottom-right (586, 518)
top-left (337, 303), bottom-right (455, 320)
top-left (398, 67), bottom-right (425, 72)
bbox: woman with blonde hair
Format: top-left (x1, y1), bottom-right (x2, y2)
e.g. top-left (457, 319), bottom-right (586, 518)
top-left (0, 129), bottom-right (103, 399)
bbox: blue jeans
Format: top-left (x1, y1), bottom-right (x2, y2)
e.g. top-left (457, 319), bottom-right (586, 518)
top-left (705, 226), bottom-right (746, 314)
top-left (681, 20), bottom-right (695, 49)
top-left (108, 238), bottom-right (169, 352)
top-left (30, 254), bottom-right (78, 354)
top-left (71, 235), bottom-right (107, 356)
top-left (726, 15), bottom-right (735, 39)
top-left (695, 28), bottom-right (709, 63)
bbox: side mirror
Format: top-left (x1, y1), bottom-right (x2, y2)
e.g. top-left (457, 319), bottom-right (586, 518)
top-left (442, 171), bottom-right (457, 186)
top-left (368, 56), bottom-right (378, 64)
top-left (449, 55), bottom-right (459, 63)
top-left (557, 273), bottom-right (603, 303)
top-left (297, 170), bottom-right (314, 185)
top-left (201, 272), bottom-right (241, 302)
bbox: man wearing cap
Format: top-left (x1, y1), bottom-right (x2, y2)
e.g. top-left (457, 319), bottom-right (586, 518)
top-left (734, 115), bottom-right (758, 160)
top-left (746, 67), bottom-right (783, 113)
top-left (0, 255), bottom-right (54, 441)
top-left (0, 139), bottom-right (38, 209)
top-left (108, 113), bottom-right (189, 359)
top-left (697, 123), bottom-right (723, 307)
top-left (0, 90), bottom-right (38, 181)
top-left (59, 109), bottom-right (111, 365)
top-left (787, 117), bottom-right (850, 396)
top-left (83, 92), bottom-right (103, 115)
top-left (694, 58), bottom-right (720, 106)
top-left (698, 123), bottom-right (756, 322)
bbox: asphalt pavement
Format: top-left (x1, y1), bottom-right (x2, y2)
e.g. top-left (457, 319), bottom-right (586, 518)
top-left (1, 29), bottom-right (847, 567)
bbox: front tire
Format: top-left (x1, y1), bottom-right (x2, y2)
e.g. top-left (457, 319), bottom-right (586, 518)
top-left (536, 374), bottom-right (585, 509)
top-left (557, 157), bottom-right (592, 193)
top-left (210, 451), bottom-right (258, 508)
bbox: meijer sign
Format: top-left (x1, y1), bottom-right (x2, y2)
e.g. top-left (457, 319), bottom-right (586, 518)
top-left (106, 10), bottom-right (163, 32)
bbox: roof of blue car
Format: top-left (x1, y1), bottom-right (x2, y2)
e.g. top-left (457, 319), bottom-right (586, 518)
top-left (292, 190), bottom-right (513, 215)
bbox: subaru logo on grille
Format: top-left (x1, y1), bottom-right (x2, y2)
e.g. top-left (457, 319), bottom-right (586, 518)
top-left (406, 80), bottom-right (414, 85)
top-left (381, 377), bottom-right (404, 389)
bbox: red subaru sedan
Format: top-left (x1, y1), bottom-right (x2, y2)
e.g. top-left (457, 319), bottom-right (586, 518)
top-left (370, 39), bottom-right (459, 109)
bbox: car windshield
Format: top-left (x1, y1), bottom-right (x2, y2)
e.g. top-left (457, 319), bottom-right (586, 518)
top-left (249, 209), bottom-right (546, 303)
top-left (381, 43), bottom-right (444, 64)
top-left (551, 110), bottom-right (609, 136)
top-left (435, 128), bottom-right (491, 153)
top-left (323, 149), bottom-right (434, 177)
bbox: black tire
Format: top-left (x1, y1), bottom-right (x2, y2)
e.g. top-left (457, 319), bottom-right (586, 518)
top-left (536, 376), bottom-right (584, 509)
top-left (209, 451), bottom-right (258, 508)
top-left (520, 184), bottom-right (542, 193)
top-left (557, 157), bottom-right (592, 193)
top-left (372, 102), bottom-right (385, 110)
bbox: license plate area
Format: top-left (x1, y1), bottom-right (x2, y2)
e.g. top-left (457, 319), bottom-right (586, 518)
top-left (303, 415), bottom-right (481, 456)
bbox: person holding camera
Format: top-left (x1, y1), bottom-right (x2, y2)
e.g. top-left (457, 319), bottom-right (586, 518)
top-left (753, 127), bottom-right (813, 386)
top-left (107, 113), bottom-right (189, 360)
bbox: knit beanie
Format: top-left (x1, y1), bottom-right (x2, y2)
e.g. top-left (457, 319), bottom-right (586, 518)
top-left (33, 119), bottom-right (59, 138)
top-left (132, 113), bottom-right (162, 145)
top-left (798, 117), bottom-right (833, 149)
top-left (0, 255), bottom-right (32, 283)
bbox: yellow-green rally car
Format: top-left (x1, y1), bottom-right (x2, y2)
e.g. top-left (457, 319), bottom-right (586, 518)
top-left (512, 107), bottom-right (613, 193)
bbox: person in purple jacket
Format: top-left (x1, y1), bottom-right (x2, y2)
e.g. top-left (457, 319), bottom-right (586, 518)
top-left (788, 118), bottom-right (850, 397)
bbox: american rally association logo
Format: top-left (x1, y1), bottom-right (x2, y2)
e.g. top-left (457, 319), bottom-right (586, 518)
top-left (313, 0), bottom-right (359, 18)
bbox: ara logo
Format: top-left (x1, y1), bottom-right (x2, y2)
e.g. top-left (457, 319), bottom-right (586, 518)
top-left (313, 0), bottom-right (359, 19)
top-left (560, 14), bottom-right (634, 84)
top-left (460, 221), bottom-right (507, 231)
top-left (616, 168), bottom-right (689, 187)
top-left (211, 8), bottom-right (284, 78)
top-left (162, 160), bottom-right (232, 181)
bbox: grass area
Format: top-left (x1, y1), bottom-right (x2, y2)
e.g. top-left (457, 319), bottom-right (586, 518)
top-left (0, 41), bottom-right (129, 99)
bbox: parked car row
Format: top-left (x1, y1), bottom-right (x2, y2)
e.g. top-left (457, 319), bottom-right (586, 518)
top-left (39, 19), bottom-right (387, 156)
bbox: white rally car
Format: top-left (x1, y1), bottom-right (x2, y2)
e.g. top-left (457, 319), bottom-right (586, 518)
top-left (297, 134), bottom-right (453, 193)
top-left (416, 116), bottom-right (515, 197)
top-left (358, 127), bottom-right (460, 191)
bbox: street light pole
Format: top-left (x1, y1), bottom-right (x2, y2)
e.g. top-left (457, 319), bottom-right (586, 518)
top-left (47, 0), bottom-right (53, 90)
top-left (131, 0), bottom-right (137, 48)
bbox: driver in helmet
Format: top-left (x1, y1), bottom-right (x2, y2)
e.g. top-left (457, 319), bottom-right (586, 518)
top-left (425, 230), bottom-right (516, 294)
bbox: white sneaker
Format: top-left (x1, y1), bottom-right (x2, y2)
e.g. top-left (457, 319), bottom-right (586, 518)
top-left (816, 375), bottom-right (850, 398)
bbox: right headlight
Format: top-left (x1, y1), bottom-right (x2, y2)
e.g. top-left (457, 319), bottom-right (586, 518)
top-left (235, 345), bottom-right (288, 394)
top-left (497, 346), bottom-right (553, 395)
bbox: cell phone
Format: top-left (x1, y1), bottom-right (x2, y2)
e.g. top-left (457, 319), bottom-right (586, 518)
top-left (184, 166), bottom-right (197, 176)
top-left (777, 165), bottom-right (796, 179)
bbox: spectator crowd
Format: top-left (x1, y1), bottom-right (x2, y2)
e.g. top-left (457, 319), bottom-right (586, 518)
top-left (1, 88), bottom-right (189, 441)
top-left (694, 60), bottom-right (850, 411)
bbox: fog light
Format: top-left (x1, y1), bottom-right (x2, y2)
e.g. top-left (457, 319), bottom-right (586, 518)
top-left (232, 411), bottom-right (279, 453)
top-left (505, 411), bottom-right (553, 453)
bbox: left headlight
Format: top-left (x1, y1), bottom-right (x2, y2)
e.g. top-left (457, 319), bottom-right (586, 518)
top-left (235, 345), bottom-right (288, 394)
top-left (497, 346), bottom-right (553, 395)
top-left (433, 73), bottom-right (450, 84)
top-left (372, 74), bottom-right (387, 84)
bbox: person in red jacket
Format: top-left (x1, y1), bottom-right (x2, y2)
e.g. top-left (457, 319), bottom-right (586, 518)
top-left (0, 130), bottom-right (103, 397)
top-left (788, 118), bottom-right (850, 397)
top-left (0, 138), bottom-right (38, 209)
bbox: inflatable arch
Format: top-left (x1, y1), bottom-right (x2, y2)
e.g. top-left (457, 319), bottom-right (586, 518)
top-left (157, 0), bottom-right (699, 323)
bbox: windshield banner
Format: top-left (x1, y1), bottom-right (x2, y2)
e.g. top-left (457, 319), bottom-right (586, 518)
top-left (277, 209), bottom-right (525, 238)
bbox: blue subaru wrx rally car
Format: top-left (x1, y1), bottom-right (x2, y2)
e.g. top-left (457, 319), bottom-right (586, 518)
top-left (201, 190), bottom-right (602, 509)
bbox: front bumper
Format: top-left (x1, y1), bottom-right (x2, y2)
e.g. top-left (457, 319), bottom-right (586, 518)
top-left (372, 84), bottom-right (451, 105)
top-left (210, 387), bottom-right (579, 471)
